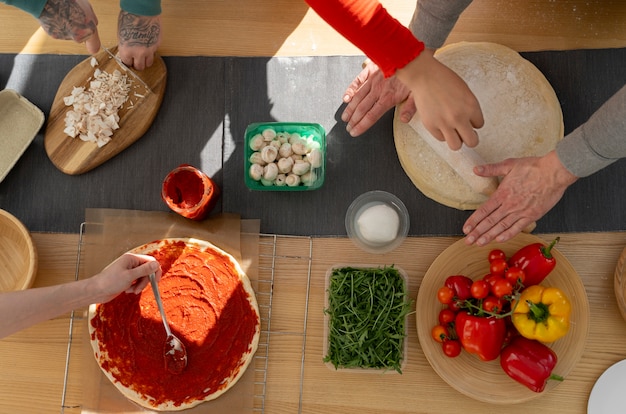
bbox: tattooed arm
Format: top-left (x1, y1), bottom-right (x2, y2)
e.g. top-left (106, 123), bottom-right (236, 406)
top-left (117, 10), bottom-right (161, 70)
top-left (34, 0), bottom-right (100, 53)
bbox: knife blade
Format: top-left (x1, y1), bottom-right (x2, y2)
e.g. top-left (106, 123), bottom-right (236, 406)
top-left (102, 46), bottom-right (153, 95)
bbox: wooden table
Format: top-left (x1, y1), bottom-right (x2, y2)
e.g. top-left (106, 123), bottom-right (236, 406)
top-left (2, 231), bottom-right (626, 413)
top-left (2, 1), bottom-right (626, 413)
top-left (0, 0), bottom-right (625, 57)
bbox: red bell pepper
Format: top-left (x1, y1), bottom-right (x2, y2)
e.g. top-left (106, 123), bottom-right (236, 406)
top-left (445, 275), bottom-right (474, 311)
top-left (454, 311), bottom-right (506, 361)
top-left (445, 275), bottom-right (473, 300)
top-left (507, 237), bottom-right (559, 286)
top-left (500, 336), bottom-right (563, 392)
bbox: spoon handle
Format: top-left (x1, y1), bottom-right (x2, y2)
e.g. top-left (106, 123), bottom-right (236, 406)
top-left (149, 273), bottom-right (172, 337)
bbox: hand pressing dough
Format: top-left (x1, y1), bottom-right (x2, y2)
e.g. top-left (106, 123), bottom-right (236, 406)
top-left (393, 42), bottom-right (563, 210)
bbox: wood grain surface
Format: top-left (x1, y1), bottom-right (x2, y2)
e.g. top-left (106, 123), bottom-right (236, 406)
top-left (0, 1), bottom-right (625, 57)
top-left (44, 46), bottom-right (166, 175)
top-left (2, 1), bottom-right (626, 413)
top-left (2, 231), bottom-right (626, 413)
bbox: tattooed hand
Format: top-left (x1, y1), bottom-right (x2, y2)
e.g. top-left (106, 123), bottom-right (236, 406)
top-left (117, 11), bottom-right (162, 70)
top-left (38, 0), bottom-right (101, 54)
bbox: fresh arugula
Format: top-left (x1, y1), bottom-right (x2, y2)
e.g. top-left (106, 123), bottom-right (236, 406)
top-left (324, 266), bottom-right (412, 373)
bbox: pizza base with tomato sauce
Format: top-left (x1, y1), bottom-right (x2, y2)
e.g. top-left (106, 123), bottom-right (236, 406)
top-left (88, 238), bottom-right (261, 411)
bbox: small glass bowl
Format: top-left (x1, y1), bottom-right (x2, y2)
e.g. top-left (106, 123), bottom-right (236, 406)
top-left (345, 191), bottom-right (410, 254)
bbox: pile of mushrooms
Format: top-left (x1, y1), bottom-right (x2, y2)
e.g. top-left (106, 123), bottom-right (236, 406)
top-left (248, 127), bottom-right (323, 187)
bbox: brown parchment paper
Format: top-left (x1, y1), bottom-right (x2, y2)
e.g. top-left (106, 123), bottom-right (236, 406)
top-left (78, 208), bottom-right (260, 413)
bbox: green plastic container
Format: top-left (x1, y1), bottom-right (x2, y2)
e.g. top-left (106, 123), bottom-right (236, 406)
top-left (244, 122), bottom-right (326, 191)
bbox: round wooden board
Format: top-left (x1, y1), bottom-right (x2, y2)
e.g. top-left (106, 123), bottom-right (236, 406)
top-left (394, 42), bottom-right (564, 210)
top-left (44, 46), bottom-right (167, 175)
top-left (416, 233), bottom-right (589, 404)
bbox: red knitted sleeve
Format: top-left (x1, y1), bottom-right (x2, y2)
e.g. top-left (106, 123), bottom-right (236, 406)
top-left (305, 0), bottom-right (425, 77)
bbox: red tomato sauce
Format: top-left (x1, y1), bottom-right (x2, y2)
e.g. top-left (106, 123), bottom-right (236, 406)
top-left (90, 240), bottom-right (259, 408)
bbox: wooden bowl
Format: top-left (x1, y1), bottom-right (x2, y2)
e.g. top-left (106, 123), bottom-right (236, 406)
top-left (416, 233), bottom-right (589, 404)
top-left (613, 246), bottom-right (626, 321)
top-left (0, 209), bottom-right (37, 292)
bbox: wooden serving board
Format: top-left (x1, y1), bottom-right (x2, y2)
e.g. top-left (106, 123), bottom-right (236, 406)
top-left (44, 46), bottom-right (167, 175)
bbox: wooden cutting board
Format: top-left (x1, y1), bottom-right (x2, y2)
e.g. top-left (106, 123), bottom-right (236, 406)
top-left (44, 46), bottom-right (167, 175)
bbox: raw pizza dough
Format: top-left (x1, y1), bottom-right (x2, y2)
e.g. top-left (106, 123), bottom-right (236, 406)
top-left (88, 238), bottom-right (261, 411)
top-left (394, 42), bottom-right (564, 210)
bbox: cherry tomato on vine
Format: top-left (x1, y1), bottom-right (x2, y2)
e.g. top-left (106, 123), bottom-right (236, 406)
top-left (489, 258), bottom-right (508, 276)
top-left (448, 298), bottom-right (463, 312)
top-left (470, 279), bottom-right (490, 300)
top-left (437, 286), bottom-right (455, 305)
top-left (483, 273), bottom-right (502, 289)
top-left (442, 339), bottom-right (462, 358)
top-left (483, 295), bottom-right (504, 313)
top-left (431, 325), bottom-right (449, 343)
top-left (438, 308), bottom-right (457, 325)
top-left (505, 266), bottom-right (526, 286)
top-left (488, 249), bottom-right (507, 263)
top-left (492, 278), bottom-right (514, 298)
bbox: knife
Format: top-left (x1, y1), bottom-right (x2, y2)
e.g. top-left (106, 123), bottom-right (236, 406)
top-left (102, 45), bottom-right (153, 95)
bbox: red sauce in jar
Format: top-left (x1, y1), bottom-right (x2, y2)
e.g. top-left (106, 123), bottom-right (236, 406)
top-left (162, 165), bottom-right (220, 220)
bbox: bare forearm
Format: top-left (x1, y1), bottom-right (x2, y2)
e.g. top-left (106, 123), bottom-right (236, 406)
top-left (0, 253), bottom-right (159, 339)
top-left (0, 279), bottom-right (99, 339)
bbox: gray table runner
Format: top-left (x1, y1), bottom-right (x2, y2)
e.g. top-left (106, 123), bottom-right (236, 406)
top-left (1, 50), bottom-right (625, 236)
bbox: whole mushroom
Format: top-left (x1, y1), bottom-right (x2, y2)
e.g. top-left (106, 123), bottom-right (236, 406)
top-left (301, 170), bottom-right (317, 186)
top-left (263, 162), bottom-right (279, 181)
top-left (291, 159), bottom-right (311, 176)
top-left (261, 145), bottom-right (279, 163)
top-left (291, 138), bottom-right (308, 156)
top-left (249, 163), bottom-right (264, 181)
top-left (277, 157), bottom-right (294, 173)
top-left (306, 148), bottom-right (323, 168)
top-left (285, 173), bottom-right (301, 187)
top-left (249, 134), bottom-right (265, 151)
top-left (249, 152), bottom-right (266, 166)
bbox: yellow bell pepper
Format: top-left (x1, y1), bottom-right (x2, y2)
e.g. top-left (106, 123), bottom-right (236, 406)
top-left (511, 285), bottom-right (571, 343)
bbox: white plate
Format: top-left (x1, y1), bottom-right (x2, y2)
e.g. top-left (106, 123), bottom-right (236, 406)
top-left (588, 359), bottom-right (626, 413)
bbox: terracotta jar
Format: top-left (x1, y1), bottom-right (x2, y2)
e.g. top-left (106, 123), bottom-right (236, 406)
top-left (161, 164), bottom-right (220, 220)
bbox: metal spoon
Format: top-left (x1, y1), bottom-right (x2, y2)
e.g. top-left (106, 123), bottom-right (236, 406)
top-left (149, 273), bottom-right (188, 374)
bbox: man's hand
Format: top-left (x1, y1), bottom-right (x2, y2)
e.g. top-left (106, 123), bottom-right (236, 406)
top-left (342, 60), bottom-right (415, 137)
top-left (117, 10), bottom-right (162, 70)
top-left (38, 0), bottom-right (101, 54)
top-left (463, 151), bottom-right (578, 246)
